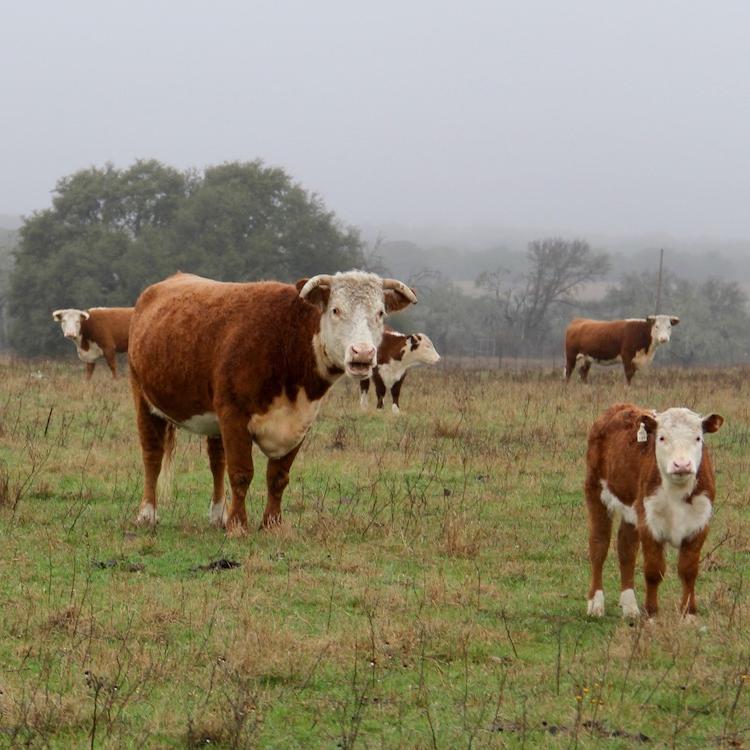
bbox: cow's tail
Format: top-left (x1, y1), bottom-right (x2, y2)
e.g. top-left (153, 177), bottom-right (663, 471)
top-left (158, 423), bottom-right (177, 505)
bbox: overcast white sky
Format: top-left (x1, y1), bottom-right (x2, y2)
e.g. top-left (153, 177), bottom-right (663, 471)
top-left (2, 1), bottom-right (750, 239)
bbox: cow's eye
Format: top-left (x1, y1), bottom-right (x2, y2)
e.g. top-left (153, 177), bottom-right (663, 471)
top-left (377, 309), bottom-right (385, 319)
top-left (695, 436), bottom-right (702, 442)
top-left (658, 435), bottom-right (665, 442)
top-left (331, 307), bottom-right (340, 317)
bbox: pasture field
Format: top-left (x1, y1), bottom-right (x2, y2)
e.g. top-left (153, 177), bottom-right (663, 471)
top-left (0, 358), bottom-right (748, 748)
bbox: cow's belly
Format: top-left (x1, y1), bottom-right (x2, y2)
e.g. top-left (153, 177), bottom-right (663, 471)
top-left (249, 391), bottom-right (324, 459)
top-left (148, 402), bottom-right (222, 436)
top-left (592, 356), bottom-right (622, 367)
top-left (77, 341), bottom-right (104, 363)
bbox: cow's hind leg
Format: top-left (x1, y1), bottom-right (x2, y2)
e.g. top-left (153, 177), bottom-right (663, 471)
top-left (219, 415), bottom-right (254, 536)
top-left (677, 528), bottom-right (708, 616)
top-left (564, 350), bottom-right (577, 381)
top-left (104, 348), bottom-right (118, 378)
top-left (586, 479), bottom-right (612, 616)
top-left (85, 362), bottom-right (96, 381)
top-left (131, 383), bottom-right (170, 525)
top-left (373, 372), bottom-right (387, 409)
top-left (617, 521), bottom-right (640, 618)
top-left (390, 374), bottom-right (405, 415)
top-left (207, 436), bottom-right (226, 527)
top-left (262, 444), bottom-right (301, 529)
top-left (579, 357), bottom-right (592, 383)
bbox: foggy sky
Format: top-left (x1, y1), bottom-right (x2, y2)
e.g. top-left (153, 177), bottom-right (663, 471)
top-left (3, 1), bottom-right (750, 239)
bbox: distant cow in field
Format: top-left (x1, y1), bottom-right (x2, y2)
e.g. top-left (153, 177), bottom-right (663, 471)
top-left (564, 316), bottom-right (679, 384)
top-left (585, 402), bottom-right (723, 618)
top-left (53, 307), bottom-right (133, 379)
top-left (128, 271), bottom-right (417, 534)
top-left (359, 328), bottom-right (440, 414)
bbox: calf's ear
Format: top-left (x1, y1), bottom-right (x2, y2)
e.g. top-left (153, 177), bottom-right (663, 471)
top-left (641, 414), bottom-right (658, 434)
top-left (646, 315), bottom-right (656, 322)
top-left (52, 310), bottom-right (64, 321)
top-left (670, 316), bottom-right (680, 325)
top-left (702, 414), bottom-right (724, 433)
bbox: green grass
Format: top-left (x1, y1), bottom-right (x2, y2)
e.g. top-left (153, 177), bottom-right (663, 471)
top-left (0, 358), bottom-right (748, 748)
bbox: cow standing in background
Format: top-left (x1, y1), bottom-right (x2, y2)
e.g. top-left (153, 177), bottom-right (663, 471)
top-left (564, 315), bottom-right (679, 384)
top-left (53, 307), bottom-right (133, 379)
top-left (359, 328), bottom-right (440, 414)
top-left (128, 271), bottom-right (416, 534)
top-left (585, 403), bottom-right (723, 618)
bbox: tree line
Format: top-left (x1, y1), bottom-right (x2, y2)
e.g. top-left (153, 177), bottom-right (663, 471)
top-left (5, 159), bottom-right (750, 365)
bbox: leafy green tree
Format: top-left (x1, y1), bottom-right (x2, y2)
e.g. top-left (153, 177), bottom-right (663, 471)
top-left (9, 160), bottom-right (364, 356)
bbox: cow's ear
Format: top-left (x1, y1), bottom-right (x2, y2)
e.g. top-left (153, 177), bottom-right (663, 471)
top-left (52, 310), bottom-right (64, 321)
top-left (81, 311), bottom-right (90, 320)
top-left (384, 287), bottom-right (417, 314)
top-left (702, 414), bottom-right (724, 434)
top-left (296, 278), bottom-right (330, 311)
top-left (641, 414), bottom-right (658, 434)
top-left (646, 315), bottom-right (656, 323)
top-left (670, 316), bottom-right (680, 326)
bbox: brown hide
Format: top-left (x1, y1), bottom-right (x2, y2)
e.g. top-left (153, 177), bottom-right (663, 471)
top-left (80, 307), bottom-right (133, 378)
top-left (129, 274), bottom-right (334, 424)
top-left (585, 403), bottom-right (717, 616)
top-left (377, 328), bottom-right (408, 365)
top-left (564, 318), bottom-right (654, 383)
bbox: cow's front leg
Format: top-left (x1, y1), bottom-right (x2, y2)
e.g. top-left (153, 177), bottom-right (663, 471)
top-left (219, 415), bottom-right (254, 536)
top-left (84, 362), bottom-right (96, 381)
top-left (262, 444), bottom-right (302, 529)
top-left (678, 528), bottom-right (708, 616)
top-left (641, 532), bottom-right (666, 616)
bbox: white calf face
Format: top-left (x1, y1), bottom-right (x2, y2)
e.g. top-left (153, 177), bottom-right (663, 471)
top-left (650, 408), bottom-right (723, 485)
top-left (648, 314), bottom-right (679, 345)
top-left (52, 308), bottom-right (89, 340)
top-left (405, 334), bottom-right (441, 366)
top-left (300, 271), bottom-right (416, 380)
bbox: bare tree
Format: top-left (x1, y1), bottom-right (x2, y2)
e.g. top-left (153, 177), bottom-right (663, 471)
top-left (477, 238), bottom-right (609, 344)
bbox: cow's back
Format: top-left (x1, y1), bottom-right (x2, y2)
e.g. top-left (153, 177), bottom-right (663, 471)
top-left (586, 403), bottom-right (656, 506)
top-left (84, 307), bottom-right (133, 351)
top-left (566, 318), bottom-right (628, 360)
top-left (129, 273), bottom-right (318, 418)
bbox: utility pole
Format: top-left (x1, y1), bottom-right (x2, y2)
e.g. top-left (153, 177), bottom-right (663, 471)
top-left (655, 248), bottom-right (664, 315)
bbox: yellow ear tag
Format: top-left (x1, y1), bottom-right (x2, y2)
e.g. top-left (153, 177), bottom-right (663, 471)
top-left (637, 423), bottom-right (648, 443)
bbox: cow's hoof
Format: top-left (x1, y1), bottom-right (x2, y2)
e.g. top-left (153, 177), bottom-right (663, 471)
top-left (260, 514), bottom-right (282, 530)
top-left (225, 519), bottom-right (248, 538)
top-left (587, 590), bottom-right (605, 617)
top-left (136, 504), bottom-right (158, 526)
top-left (619, 589), bottom-right (640, 619)
top-left (208, 501), bottom-right (226, 528)
top-left (391, 404), bottom-right (401, 416)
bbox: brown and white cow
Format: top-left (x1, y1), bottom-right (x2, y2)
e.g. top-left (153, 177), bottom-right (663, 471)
top-left (52, 307), bottom-right (133, 379)
top-left (565, 316), bottom-right (679, 384)
top-left (358, 328), bottom-right (440, 414)
top-left (585, 403), bottom-right (723, 618)
top-left (128, 271), bottom-right (416, 534)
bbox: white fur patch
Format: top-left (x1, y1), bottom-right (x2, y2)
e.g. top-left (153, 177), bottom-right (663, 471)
top-left (180, 412), bottom-right (221, 436)
top-left (359, 390), bottom-right (369, 410)
top-left (587, 590), bottom-right (605, 617)
top-left (249, 390), bottom-right (323, 459)
top-left (377, 360), bottom-right (407, 389)
top-left (600, 480), bottom-right (637, 525)
top-left (632, 346), bottom-right (657, 369)
top-left (644, 489), bottom-right (712, 548)
top-left (391, 403), bottom-right (400, 415)
top-left (209, 500), bottom-right (226, 527)
top-left (76, 340), bottom-right (104, 363)
top-left (619, 588), bottom-right (640, 618)
top-left (136, 503), bottom-right (157, 525)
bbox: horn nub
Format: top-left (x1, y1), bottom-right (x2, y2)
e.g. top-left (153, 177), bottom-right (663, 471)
top-left (298, 274), bottom-right (334, 298)
top-left (382, 278), bottom-right (417, 303)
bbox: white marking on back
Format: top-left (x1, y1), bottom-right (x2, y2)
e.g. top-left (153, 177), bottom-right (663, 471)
top-left (76, 340), bottom-right (104, 363)
top-left (644, 489), bottom-right (712, 548)
top-left (600, 480), bottom-right (637, 525)
top-left (587, 589), bottom-right (605, 617)
top-left (619, 588), bottom-right (639, 618)
top-left (249, 390), bottom-right (323, 459)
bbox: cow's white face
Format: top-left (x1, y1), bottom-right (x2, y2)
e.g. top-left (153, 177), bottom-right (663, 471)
top-left (52, 308), bottom-right (89, 340)
top-left (299, 271), bottom-right (416, 380)
top-left (404, 334), bottom-right (441, 366)
top-left (647, 314), bottom-right (679, 345)
top-left (646, 408), bottom-right (723, 485)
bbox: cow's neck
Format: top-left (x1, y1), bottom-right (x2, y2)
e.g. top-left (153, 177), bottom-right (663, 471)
top-left (305, 333), bottom-right (344, 399)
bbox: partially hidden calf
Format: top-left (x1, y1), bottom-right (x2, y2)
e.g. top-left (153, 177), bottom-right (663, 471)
top-left (585, 402), bottom-right (723, 618)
